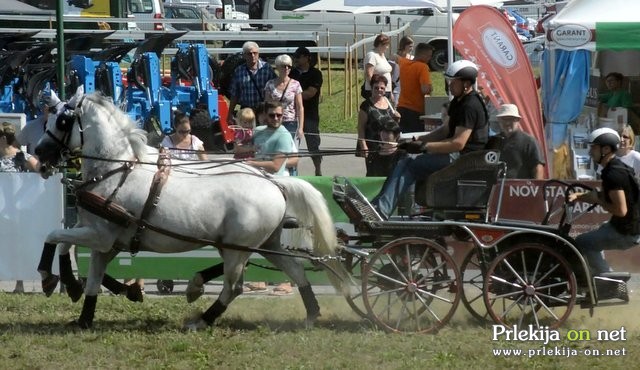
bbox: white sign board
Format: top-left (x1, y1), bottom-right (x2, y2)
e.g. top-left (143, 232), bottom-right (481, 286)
top-left (0, 173), bottom-right (64, 280)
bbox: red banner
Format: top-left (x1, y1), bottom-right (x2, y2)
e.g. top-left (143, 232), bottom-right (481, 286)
top-left (453, 5), bottom-right (549, 178)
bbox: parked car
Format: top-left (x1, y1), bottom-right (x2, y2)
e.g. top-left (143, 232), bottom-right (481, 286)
top-left (130, 0), bottom-right (167, 31)
top-left (164, 0), bottom-right (249, 31)
top-left (164, 3), bottom-right (219, 31)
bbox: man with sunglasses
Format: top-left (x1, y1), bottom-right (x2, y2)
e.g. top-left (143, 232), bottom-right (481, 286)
top-left (226, 41), bottom-right (277, 125)
top-left (246, 101), bottom-right (295, 175)
top-left (371, 60), bottom-right (489, 219)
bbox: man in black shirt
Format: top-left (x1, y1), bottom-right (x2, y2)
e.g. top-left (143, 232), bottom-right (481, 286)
top-left (371, 60), bottom-right (489, 219)
top-left (493, 103), bottom-right (545, 179)
top-left (569, 128), bottom-right (640, 275)
top-left (289, 46), bottom-right (324, 175)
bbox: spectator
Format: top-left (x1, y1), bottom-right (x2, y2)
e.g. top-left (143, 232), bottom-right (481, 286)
top-left (290, 46), bottom-right (324, 176)
top-left (618, 125), bottom-right (640, 176)
top-left (396, 43), bottom-right (434, 133)
top-left (245, 102), bottom-right (296, 295)
top-left (265, 55), bottom-right (304, 139)
top-left (0, 122), bottom-right (39, 293)
top-left (568, 128), bottom-right (640, 280)
top-left (371, 60), bottom-right (488, 219)
top-left (362, 34), bottom-right (394, 103)
top-left (246, 101), bottom-right (295, 176)
top-left (367, 117), bottom-right (404, 177)
top-left (391, 36), bottom-right (414, 105)
top-left (357, 74), bottom-right (401, 176)
top-left (189, 107), bottom-right (215, 151)
top-left (599, 72), bottom-right (633, 116)
top-left (227, 41), bottom-right (277, 121)
top-left (492, 104), bottom-right (545, 179)
top-left (232, 107), bottom-right (256, 159)
top-left (264, 54), bottom-right (304, 174)
top-left (161, 110), bottom-right (208, 160)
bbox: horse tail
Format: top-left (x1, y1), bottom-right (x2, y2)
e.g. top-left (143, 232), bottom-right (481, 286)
top-left (272, 177), bottom-right (351, 295)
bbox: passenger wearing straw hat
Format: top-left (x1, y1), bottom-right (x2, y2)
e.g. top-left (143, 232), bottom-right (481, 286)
top-left (493, 103), bottom-right (545, 179)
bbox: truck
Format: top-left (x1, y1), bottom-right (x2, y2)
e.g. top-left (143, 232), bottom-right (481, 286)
top-left (246, 0), bottom-right (457, 70)
top-left (2, 0), bottom-right (135, 30)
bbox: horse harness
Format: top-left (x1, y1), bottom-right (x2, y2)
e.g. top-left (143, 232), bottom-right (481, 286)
top-left (73, 153), bottom-right (307, 259)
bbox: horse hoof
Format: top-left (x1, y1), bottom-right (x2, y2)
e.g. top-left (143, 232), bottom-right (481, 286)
top-left (182, 318), bottom-right (208, 332)
top-left (126, 283), bottom-right (144, 303)
top-left (67, 319), bottom-right (92, 329)
top-left (66, 280), bottom-right (84, 303)
top-left (186, 276), bottom-right (204, 303)
top-left (42, 274), bottom-right (60, 297)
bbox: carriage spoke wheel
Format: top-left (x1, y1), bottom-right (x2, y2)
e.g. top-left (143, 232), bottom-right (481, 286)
top-left (483, 243), bottom-right (577, 329)
top-left (362, 237), bottom-right (461, 333)
top-left (341, 249), bottom-right (373, 319)
top-left (460, 248), bottom-right (492, 323)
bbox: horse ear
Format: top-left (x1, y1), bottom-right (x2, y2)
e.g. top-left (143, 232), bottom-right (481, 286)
top-left (67, 85), bottom-right (85, 108)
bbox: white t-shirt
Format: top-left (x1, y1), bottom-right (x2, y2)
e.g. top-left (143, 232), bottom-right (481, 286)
top-left (619, 150), bottom-right (640, 177)
top-left (363, 51), bottom-right (393, 93)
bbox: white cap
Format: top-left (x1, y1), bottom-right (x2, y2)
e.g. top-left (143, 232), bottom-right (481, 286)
top-left (496, 104), bottom-right (521, 119)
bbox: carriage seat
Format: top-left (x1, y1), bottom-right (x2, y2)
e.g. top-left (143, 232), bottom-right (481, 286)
top-left (415, 150), bottom-right (504, 211)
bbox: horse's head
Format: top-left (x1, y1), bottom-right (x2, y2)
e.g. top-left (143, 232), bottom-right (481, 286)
top-left (35, 87), bottom-right (85, 178)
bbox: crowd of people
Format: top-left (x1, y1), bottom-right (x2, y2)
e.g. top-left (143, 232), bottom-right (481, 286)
top-left (3, 36), bottom-right (639, 297)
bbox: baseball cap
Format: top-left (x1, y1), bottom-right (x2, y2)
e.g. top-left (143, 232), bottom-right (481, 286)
top-left (496, 104), bottom-right (521, 119)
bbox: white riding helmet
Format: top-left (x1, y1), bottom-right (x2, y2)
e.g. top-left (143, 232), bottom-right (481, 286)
top-left (444, 60), bottom-right (478, 82)
top-left (588, 127), bottom-right (620, 151)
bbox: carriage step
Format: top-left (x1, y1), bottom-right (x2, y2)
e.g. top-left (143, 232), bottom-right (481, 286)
top-left (594, 276), bottom-right (629, 302)
top-left (597, 272), bottom-right (631, 282)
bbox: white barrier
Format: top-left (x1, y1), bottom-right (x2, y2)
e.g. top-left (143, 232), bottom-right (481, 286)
top-left (0, 173), bottom-right (64, 280)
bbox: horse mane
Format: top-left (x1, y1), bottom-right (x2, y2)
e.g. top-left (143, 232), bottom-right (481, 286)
top-left (82, 93), bottom-right (149, 161)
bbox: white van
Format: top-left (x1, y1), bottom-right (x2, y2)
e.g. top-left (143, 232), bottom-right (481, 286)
top-left (250, 0), bottom-right (456, 70)
top-left (130, 0), bottom-right (166, 30)
top-left (165, 0), bottom-right (250, 31)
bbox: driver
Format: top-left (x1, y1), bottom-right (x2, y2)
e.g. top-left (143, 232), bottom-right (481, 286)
top-left (371, 60), bottom-right (489, 219)
top-left (568, 128), bottom-right (640, 275)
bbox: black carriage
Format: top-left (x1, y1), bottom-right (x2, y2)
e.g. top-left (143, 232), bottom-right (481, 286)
top-left (332, 150), bottom-right (631, 333)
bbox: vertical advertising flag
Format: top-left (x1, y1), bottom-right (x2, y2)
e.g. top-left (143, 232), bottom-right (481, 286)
top-left (453, 5), bottom-right (548, 177)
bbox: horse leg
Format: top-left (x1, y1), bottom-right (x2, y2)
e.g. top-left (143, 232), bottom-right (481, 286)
top-left (261, 233), bottom-right (321, 328)
top-left (58, 244), bottom-right (84, 303)
top-left (37, 242), bottom-right (60, 297)
top-left (76, 250), bottom-right (110, 329)
top-left (186, 251), bottom-right (250, 330)
top-left (95, 249), bottom-right (144, 303)
top-left (186, 262), bottom-right (224, 303)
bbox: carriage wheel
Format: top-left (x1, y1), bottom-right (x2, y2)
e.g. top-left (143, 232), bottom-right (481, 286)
top-left (156, 279), bottom-right (174, 295)
top-left (341, 250), bottom-right (370, 319)
top-left (483, 243), bottom-right (577, 329)
top-left (460, 248), bottom-right (492, 323)
top-left (362, 237), bottom-right (461, 333)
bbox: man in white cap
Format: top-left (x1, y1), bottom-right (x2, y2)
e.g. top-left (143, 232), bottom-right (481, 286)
top-left (493, 103), bottom-right (545, 179)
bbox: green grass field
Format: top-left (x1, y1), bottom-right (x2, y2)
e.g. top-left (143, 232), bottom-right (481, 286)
top-left (2, 292), bottom-right (637, 369)
top-left (316, 64), bottom-right (446, 134)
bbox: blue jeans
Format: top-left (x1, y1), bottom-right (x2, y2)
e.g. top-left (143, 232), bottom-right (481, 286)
top-left (372, 153), bottom-right (450, 219)
top-left (574, 222), bottom-right (640, 274)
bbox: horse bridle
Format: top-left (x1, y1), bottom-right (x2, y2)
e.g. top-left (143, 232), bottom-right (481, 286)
top-left (43, 96), bottom-right (85, 162)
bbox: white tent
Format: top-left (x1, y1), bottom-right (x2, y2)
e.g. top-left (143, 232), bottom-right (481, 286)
top-left (547, 0), bottom-right (640, 52)
top-left (294, 0), bottom-right (439, 14)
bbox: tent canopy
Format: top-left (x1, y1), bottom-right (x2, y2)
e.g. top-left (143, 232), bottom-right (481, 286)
top-left (547, 0), bottom-right (640, 51)
top-left (295, 0), bottom-right (438, 14)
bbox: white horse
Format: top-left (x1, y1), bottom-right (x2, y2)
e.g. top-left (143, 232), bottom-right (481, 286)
top-left (35, 91), bottom-right (348, 330)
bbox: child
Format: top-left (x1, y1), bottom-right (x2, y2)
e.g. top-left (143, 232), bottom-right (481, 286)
top-left (366, 117), bottom-right (404, 177)
top-left (233, 107), bottom-right (256, 159)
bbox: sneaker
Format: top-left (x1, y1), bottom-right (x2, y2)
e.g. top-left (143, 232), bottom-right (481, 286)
top-left (270, 282), bottom-right (293, 296)
top-left (243, 282), bottom-right (268, 293)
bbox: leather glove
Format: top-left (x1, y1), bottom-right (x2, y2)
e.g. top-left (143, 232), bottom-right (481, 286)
top-left (398, 140), bottom-right (426, 154)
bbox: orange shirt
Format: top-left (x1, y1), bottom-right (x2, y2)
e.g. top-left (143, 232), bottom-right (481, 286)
top-left (397, 57), bottom-right (432, 113)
